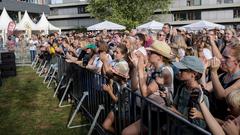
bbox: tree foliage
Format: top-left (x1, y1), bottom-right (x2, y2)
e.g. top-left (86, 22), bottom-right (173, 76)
top-left (87, 0), bottom-right (172, 29)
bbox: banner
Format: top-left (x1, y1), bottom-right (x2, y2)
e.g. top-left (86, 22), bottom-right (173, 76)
top-left (7, 21), bottom-right (16, 36)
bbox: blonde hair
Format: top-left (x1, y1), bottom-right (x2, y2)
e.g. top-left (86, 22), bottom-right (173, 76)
top-left (174, 35), bottom-right (187, 49)
top-left (80, 41), bottom-right (87, 48)
top-left (226, 90), bottom-right (240, 110)
top-left (225, 28), bottom-right (236, 37)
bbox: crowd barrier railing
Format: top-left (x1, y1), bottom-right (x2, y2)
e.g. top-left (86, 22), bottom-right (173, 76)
top-left (36, 55), bottom-right (212, 135)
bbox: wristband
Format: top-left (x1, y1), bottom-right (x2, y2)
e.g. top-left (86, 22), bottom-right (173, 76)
top-left (201, 99), bottom-right (204, 103)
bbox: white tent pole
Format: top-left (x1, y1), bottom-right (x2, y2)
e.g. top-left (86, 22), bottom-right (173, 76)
top-left (1, 30), bottom-right (4, 48)
top-left (3, 29), bottom-right (7, 48)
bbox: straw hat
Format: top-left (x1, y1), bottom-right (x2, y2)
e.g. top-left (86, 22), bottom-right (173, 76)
top-left (111, 61), bottom-right (129, 79)
top-left (146, 40), bottom-right (173, 59)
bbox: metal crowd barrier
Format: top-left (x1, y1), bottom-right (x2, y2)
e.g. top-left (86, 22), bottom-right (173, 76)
top-left (42, 55), bottom-right (212, 135)
top-left (120, 87), bottom-right (211, 135)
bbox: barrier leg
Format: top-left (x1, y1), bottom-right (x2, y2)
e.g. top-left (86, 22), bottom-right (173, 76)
top-left (39, 61), bottom-right (48, 77)
top-left (53, 75), bottom-right (65, 97)
top-left (67, 92), bottom-right (90, 128)
top-left (43, 65), bottom-right (52, 84)
top-left (33, 57), bottom-right (39, 70)
top-left (31, 56), bottom-right (38, 67)
top-left (36, 60), bottom-right (44, 74)
top-left (58, 78), bottom-right (73, 107)
top-left (47, 68), bottom-right (57, 89)
top-left (87, 105), bottom-right (105, 135)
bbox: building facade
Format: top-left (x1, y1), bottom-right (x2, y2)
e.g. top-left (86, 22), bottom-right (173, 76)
top-left (48, 0), bottom-right (240, 31)
top-left (48, 0), bottom-right (100, 31)
top-left (154, 0), bottom-right (240, 28)
top-left (0, 0), bottom-right (50, 23)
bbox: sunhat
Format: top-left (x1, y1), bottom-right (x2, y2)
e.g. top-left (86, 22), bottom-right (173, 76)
top-left (146, 40), bottom-right (173, 59)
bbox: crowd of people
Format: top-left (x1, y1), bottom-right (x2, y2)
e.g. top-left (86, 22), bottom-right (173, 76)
top-left (3, 34), bottom-right (39, 63)
top-left (18, 23), bottom-right (240, 135)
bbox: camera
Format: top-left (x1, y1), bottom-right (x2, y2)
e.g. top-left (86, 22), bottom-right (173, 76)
top-left (152, 71), bottom-right (163, 79)
top-left (152, 71), bottom-right (165, 91)
top-left (188, 88), bottom-right (201, 121)
top-left (189, 88), bottom-right (200, 107)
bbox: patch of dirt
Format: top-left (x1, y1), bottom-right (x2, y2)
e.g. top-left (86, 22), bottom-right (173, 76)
top-left (36, 123), bottom-right (53, 129)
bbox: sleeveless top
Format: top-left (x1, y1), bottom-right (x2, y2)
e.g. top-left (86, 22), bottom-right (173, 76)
top-left (211, 72), bottom-right (240, 119)
top-left (147, 65), bottom-right (174, 106)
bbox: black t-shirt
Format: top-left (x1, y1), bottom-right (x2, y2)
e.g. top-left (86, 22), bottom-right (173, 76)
top-left (78, 50), bottom-right (86, 61)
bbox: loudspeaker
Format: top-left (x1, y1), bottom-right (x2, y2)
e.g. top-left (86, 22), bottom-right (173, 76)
top-left (0, 52), bottom-right (16, 78)
top-left (0, 63), bottom-right (16, 78)
top-left (0, 72), bottom-right (2, 87)
top-left (1, 52), bottom-right (15, 64)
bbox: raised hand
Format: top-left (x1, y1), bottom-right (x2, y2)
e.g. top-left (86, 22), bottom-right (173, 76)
top-left (137, 54), bottom-right (147, 70)
top-left (99, 52), bottom-right (108, 63)
top-left (198, 86), bottom-right (204, 104)
top-left (222, 120), bottom-right (240, 135)
top-left (159, 90), bottom-right (167, 98)
top-left (210, 57), bottom-right (221, 73)
top-left (189, 107), bottom-right (204, 119)
top-left (102, 84), bottom-right (112, 93)
top-left (128, 52), bottom-right (138, 67)
top-left (155, 76), bottom-right (164, 86)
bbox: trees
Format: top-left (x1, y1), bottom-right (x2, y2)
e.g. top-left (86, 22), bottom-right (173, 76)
top-left (87, 0), bottom-right (172, 29)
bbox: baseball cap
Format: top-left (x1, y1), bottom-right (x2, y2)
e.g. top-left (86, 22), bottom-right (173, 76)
top-left (172, 56), bottom-right (204, 74)
top-left (85, 44), bottom-right (97, 49)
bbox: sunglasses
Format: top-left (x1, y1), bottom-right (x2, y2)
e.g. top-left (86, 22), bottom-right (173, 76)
top-left (179, 69), bottom-right (192, 73)
top-left (135, 36), bottom-right (140, 40)
top-left (158, 34), bottom-right (166, 37)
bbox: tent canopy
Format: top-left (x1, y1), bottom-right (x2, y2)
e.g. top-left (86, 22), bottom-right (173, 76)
top-left (36, 12), bottom-right (61, 32)
top-left (136, 20), bottom-right (163, 30)
top-left (16, 10), bottom-right (38, 31)
top-left (87, 20), bottom-right (126, 31)
top-left (182, 20), bottom-right (225, 31)
top-left (0, 8), bottom-right (13, 30)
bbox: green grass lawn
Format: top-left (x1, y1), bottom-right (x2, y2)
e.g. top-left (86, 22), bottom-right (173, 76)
top-left (0, 67), bottom-right (88, 135)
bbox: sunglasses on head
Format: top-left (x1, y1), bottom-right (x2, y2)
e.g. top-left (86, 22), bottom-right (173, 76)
top-left (158, 34), bottom-right (166, 37)
top-left (135, 36), bottom-right (140, 40)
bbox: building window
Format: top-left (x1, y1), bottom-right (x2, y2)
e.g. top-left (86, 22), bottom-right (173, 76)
top-left (217, 0), bottom-right (222, 4)
top-left (224, 0), bottom-right (233, 3)
top-left (50, 9), bottom-right (58, 15)
top-left (174, 11), bottom-right (201, 21)
top-left (50, 0), bottom-right (62, 4)
top-left (78, 6), bottom-right (87, 14)
top-left (217, 0), bottom-right (233, 4)
top-left (234, 9), bottom-right (240, 18)
top-left (186, 0), bottom-right (201, 6)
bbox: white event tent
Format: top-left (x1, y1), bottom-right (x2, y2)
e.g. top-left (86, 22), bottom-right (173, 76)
top-left (16, 10), bottom-right (38, 31)
top-left (136, 20), bottom-right (163, 30)
top-left (0, 8), bottom-right (13, 30)
top-left (36, 12), bottom-right (61, 34)
top-left (87, 20), bottom-right (126, 31)
top-left (182, 20), bottom-right (225, 31)
top-left (0, 8), bottom-right (14, 45)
